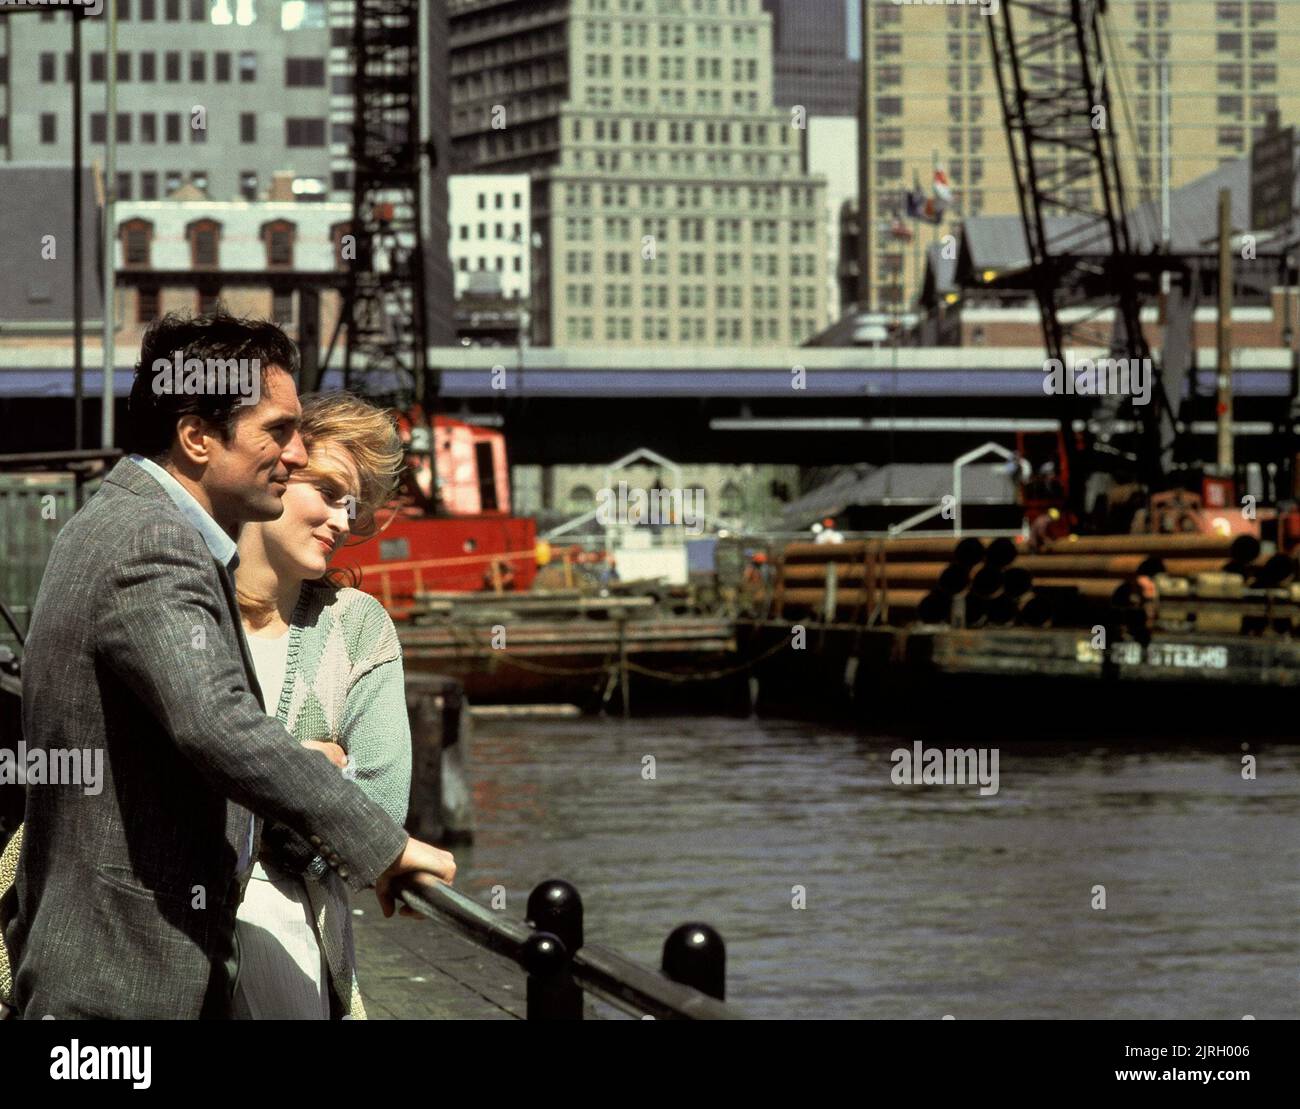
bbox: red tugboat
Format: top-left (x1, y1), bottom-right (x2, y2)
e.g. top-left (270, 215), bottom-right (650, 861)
top-left (331, 406), bottom-right (537, 620)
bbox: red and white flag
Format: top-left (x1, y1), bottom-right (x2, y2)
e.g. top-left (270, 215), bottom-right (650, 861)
top-left (932, 166), bottom-right (953, 205)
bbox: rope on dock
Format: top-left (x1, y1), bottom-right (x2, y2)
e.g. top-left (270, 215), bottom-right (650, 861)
top-left (419, 617), bottom-right (793, 683)
top-left (621, 632), bottom-right (795, 682)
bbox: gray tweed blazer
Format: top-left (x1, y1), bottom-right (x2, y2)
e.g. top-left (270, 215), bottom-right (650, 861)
top-left (4, 457), bottom-right (407, 1019)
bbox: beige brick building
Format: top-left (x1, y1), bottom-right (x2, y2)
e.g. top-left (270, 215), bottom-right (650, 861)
top-left (449, 0), bottom-right (830, 347)
top-left (855, 0), bottom-right (1296, 317)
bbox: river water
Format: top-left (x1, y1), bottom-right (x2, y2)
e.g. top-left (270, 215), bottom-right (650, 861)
top-left (450, 714), bottom-right (1300, 1019)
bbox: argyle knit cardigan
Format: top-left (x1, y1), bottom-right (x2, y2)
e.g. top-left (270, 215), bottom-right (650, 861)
top-left (250, 582), bottom-right (411, 1020)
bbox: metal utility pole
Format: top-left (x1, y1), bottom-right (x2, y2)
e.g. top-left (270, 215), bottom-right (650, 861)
top-left (856, 0), bottom-right (872, 312)
top-left (71, 8), bottom-right (84, 453)
top-left (102, 0), bottom-right (118, 448)
top-left (1216, 188), bottom-right (1234, 476)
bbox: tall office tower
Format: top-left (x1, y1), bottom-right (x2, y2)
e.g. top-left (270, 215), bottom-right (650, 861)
top-left (853, 0), bottom-right (1298, 318)
top-left (0, 0), bottom-right (454, 341)
top-left (760, 0), bottom-right (857, 116)
top-left (0, 0), bottom-right (338, 203)
top-left (449, 0), bottom-right (829, 348)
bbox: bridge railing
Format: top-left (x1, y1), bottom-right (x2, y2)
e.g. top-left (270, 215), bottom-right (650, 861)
top-left (394, 872), bottom-right (742, 1020)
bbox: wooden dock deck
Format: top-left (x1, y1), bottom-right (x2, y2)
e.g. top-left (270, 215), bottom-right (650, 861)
top-left (350, 891), bottom-right (610, 1019)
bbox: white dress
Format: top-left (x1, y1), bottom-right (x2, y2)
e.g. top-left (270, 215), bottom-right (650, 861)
top-left (231, 628), bottom-right (332, 1020)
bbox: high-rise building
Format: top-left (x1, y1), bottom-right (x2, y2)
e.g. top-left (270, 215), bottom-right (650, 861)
top-left (852, 0), bottom-right (1299, 317)
top-left (760, 0), bottom-right (857, 116)
top-left (449, 0), bottom-right (830, 347)
top-left (0, 0), bottom-right (456, 344)
top-left (0, 0), bottom-right (338, 203)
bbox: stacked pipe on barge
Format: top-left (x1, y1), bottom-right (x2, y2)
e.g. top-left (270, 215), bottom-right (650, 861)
top-left (769, 531), bottom-right (1300, 639)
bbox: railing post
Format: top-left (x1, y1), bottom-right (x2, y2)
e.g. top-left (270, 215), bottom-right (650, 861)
top-left (523, 932), bottom-right (581, 1020)
top-left (527, 879), bottom-right (583, 953)
top-left (526, 880), bottom-right (584, 1020)
top-left (662, 923), bottom-right (726, 1001)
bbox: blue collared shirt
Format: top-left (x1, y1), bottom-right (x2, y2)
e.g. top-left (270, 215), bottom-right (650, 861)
top-left (128, 453), bottom-right (255, 872)
top-left (129, 454), bottom-right (240, 574)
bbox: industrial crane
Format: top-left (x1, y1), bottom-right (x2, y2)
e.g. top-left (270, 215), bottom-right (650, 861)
top-left (985, 0), bottom-right (1184, 525)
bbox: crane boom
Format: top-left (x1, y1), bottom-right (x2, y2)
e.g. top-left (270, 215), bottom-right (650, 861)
top-left (985, 0), bottom-right (1178, 507)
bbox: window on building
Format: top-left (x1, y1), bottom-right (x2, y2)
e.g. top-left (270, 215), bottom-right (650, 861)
top-left (141, 171), bottom-right (158, 199)
top-left (137, 286), bottom-right (160, 323)
top-left (121, 219), bottom-right (153, 266)
top-left (115, 172), bottom-right (132, 200)
top-left (164, 170), bottom-right (182, 194)
top-left (1251, 95), bottom-right (1279, 121)
top-left (238, 51), bottom-right (257, 82)
top-left (141, 52), bottom-right (156, 81)
top-left (197, 287), bottom-right (221, 315)
top-left (240, 171), bottom-right (258, 200)
top-left (190, 52), bottom-right (205, 81)
top-left (116, 113), bottom-right (132, 143)
top-left (190, 0), bottom-right (207, 20)
top-left (264, 221), bottom-right (295, 267)
top-left (141, 113), bottom-right (157, 142)
top-left (286, 118), bottom-right (325, 147)
top-left (165, 0), bottom-right (181, 19)
top-left (165, 113), bottom-right (181, 142)
top-left (90, 52), bottom-right (106, 82)
top-left (140, 0), bottom-right (156, 18)
top-left (91, 113), bottom-right (107, 143)
top-left (285, 57), bottom-right (325, 86)
top-left (1218, 63), bottom-right (1244, 86)
top-left (188, 220), bottom-right (220, 267)
top-left (272, 291), bottom-right (294, 326)
top-left (165, 51), bottom-right (180, 81)
top-left (239, 113), bottom-right (256, 142)
top-left (39, 53), bottom-right (56, 83)
top-left (117, 52), bottom-right (131, 81)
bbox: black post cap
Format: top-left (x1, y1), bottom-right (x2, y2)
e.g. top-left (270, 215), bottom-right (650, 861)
top-left (662, 923), bottom-right (725, 1001)
top-left (526, 879), bottom-right (584, 955)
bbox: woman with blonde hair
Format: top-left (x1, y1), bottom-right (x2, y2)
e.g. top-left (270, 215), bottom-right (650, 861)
top-left (231, 390), bottom-right (411, 1020)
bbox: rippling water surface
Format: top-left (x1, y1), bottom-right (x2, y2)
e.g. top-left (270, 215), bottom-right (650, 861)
top-left (448, 714), bottom-right (1300, 1019)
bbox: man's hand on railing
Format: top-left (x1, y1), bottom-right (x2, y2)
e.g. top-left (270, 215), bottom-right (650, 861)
top-left (375, 837), bottom-right (457, 918)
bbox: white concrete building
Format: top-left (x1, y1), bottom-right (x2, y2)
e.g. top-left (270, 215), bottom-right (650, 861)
top-left (448, 174), bottom-right (530, 300)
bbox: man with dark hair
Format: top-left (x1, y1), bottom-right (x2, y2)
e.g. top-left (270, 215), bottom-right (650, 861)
top-left (4, 312), bottom-right (454, 1019)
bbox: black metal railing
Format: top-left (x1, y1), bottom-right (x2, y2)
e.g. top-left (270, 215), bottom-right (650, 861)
top-left (395, 873), bottom-right (742, 1020)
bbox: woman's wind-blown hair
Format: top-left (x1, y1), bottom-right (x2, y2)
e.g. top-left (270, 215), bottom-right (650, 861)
top-left (299, 391), bottom-right (405, 542)
top-left (238, 392), bottom-right (405, 626)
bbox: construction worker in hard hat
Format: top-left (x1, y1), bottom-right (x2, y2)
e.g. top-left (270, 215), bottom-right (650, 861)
top-left (1029, 506), bottom-right (1063, 553)
top-left (815, 516), bottom-right (844, 544)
